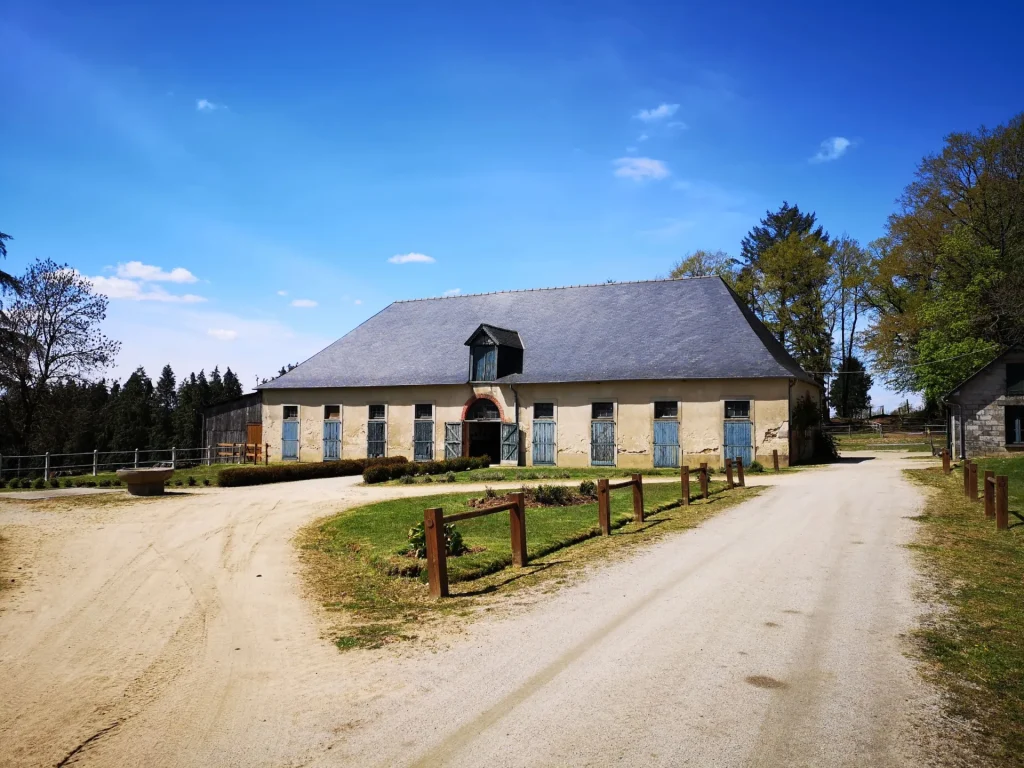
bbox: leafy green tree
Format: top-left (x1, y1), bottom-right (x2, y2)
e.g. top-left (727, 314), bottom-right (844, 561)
top-left (829, 357), bottom-right (872, 417)
top-left (0, 229), bottom-right (21, 300)
top-left (669, 249), bottom-right (736, 280)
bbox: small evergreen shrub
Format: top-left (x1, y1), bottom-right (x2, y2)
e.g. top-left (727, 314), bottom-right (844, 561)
top-left (98, 479), bottom-right (112, 488)
top-left (219, 456), bottom-right (407, 487)
top-left (484, 486), bottom-right (498, 499)
top-left (63, 479), bottom-right (74, 488)
top-left (361, 455), bottom-right (490, 484)
top-left (202, 478), bottom-right (210, 486)
top-left (7, 477), bottom-right (21, 489)
top-left (32, 477), bottom-right (46, 490)
top-left (187, 476), bottom-right (197, 486)
top-left (405, 521), bottom-right (467, 559)
top-left (533, 484), bottom-right (572, 506)
top-left (747, 460), bottom-right (765, 473)
top-left (362, 466), bottom-right (392, 484)
top-left (174, 479), bottom-right (183, 487)
top-left (113, 479), bottom-right (122, 486)
top-left (49, 478), bottom-right (61, 489)
top-left (398, 474), bottom-right (415, 484)
top-left (444, 471), bottom-right (456, 482)
top-left (579, 480), bottom-right (597, 498)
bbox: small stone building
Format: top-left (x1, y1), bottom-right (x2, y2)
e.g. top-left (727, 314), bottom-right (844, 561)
top-left (258, 277), bottom-right (823, 468)
top-left (944, 346), bottom-right (1024, 458)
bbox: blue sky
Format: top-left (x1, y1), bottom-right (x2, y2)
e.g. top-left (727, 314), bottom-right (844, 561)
top-left (2, 1), bottom-right (1023, 406)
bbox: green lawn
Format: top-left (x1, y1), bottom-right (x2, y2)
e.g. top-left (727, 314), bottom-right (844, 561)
top-left (906, 458), bottom-right (1024, 766)
top-left (375, 465), bottom-right (727, 486)
top-left (836, 431), bottom-right (935, 452)
top-left (0, 462), bottom-right (227, 492)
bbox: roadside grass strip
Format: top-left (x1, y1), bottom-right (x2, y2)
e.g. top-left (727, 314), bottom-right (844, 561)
top-left (299, 480), bottom-right (760, 651)
top-left (906, 460), bottom-right (1024, 767)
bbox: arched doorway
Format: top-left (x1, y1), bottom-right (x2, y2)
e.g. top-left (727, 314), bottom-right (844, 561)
top-left (464, 397), bottom-right (502, 461)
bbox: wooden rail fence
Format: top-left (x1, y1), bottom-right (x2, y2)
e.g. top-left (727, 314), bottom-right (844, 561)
top-left (963, 458), bottom-right (1011, 532)
top-left (596, 474), bottom-right (644, 535)
top-left (724, 457), bottom-right (747, 490)
top-left (424, 493), bottom-right (526, 598)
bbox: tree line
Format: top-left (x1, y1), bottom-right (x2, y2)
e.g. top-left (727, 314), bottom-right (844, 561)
top-left (670, 111), bottom-right (1024, 417)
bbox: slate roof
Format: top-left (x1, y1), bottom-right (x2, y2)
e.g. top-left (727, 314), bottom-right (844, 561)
top-left (466, 324), bottom-right (524, 349)
top-left (260, 277), bottom-right (817, 389)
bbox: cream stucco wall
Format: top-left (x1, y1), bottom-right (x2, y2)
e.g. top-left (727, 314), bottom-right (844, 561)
top-left (261, 378), bottom-right (798, 468)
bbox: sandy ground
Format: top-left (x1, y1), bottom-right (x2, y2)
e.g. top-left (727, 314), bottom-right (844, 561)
top-left (0, 456), bottom-right (944, 767)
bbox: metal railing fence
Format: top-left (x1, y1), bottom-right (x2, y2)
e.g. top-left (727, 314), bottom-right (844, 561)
top-left (0, 446), bottom-right (251, 481)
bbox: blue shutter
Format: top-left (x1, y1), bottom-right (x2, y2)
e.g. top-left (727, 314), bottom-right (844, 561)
top-left (472, 345), bottom-right (497, 381)
top-left (282, 420), bottom-right (299, 460)
top-left (724, 420), bottom-right (753, 465)
top-left (367, 421), bottom-right (387, 458)
top-left (445, 422), bottom-right (463, 459)
top-left (532, 420), bottom-right (556, 465)
top-left (322, 420), bottom-right (341, 461)
top-left (653, 420), bottom-right (679, 467)
top-left (414, 421), bottom-right (434, 461)
top-left (500, 423), bottom-right (519, 463)
top-left (591, 421), bottom-right (615, 466)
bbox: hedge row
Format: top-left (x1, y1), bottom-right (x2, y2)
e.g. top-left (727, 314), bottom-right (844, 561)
top-left (363, 455), bottom-right (491, 484)
top-left (218, 456), bottom-right (408, 487)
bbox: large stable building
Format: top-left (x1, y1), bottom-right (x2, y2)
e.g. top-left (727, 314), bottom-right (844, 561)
top-left (259, 277), bottom-right (822, 468)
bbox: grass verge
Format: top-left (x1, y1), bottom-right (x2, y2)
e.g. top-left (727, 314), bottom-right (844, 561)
top-left (299, 480), bottom-right (761, 651)
top-left (0, 463), bottom-right (225, 492)
top-left (905, 461), bottom-right (1024, 766)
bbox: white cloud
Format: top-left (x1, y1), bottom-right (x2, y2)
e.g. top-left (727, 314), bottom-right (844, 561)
top-left (276, 290), bottom-right (288, 296)
top-left (88, 275), bottom-right (205, 303)
top-left (637, 133), bottom-right (649, 142)
top-left (291, 298), bottom-right (318, 308)
top-left (612, 157), bottom-right (670, 181)
top-left (635, 103), bottom-right (680, 122)
top-left (196, 98), bottom-right (223, 112)
top-left (442, 288), bottom-right (461, 297)
top-left (810, 136), bottom-right (852, 163)
top-left (388, 252), bottom-right (435, 264)
top-left (207, 328), bottom-right (238, 341)
top-left (354, 299), bottom-right (363, 305)
top-left (115, 260), bottom-right (198, 284)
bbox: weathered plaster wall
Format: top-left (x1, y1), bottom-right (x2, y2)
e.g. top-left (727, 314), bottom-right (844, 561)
top-left (950, 350), bottom-right (1024, 457)
top-left (261, 378), bottom-right (794, 468)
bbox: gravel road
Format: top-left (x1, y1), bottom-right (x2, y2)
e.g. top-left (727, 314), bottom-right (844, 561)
top-left (0, 455), bottom-right (943, 767)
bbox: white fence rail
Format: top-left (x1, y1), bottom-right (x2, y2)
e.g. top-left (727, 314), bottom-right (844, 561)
top-left (0, 446), bottom-right (254, 481)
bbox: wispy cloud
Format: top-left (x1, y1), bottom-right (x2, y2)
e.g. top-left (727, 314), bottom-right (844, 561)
top-left (196, 98), bottom-right (224, 112)
top-left (634, 103), bottom-right (680, 122)
top-left (442, 288), bottom-right (461, 297)
top-left (388, 252), bottom-right (435, 264)
top-left (207, 328), bottom-right (238, 341)
top-left (354, 299), bottom-right (363, 305)
top-left (115, 261), bottom-right (198, 284)
top-left (290, 298), bottom-right (318, 308)
top-left (637, 133), bottom-right (649, 142)
top-left (276, 290), bottom-right (288, 296)
top-left (88, 275), bottom-right (205, 303)
top-left (810, 136), bottom-right (852, 163)
top-left (612, 157), bottom-right (670, 181)
top-left (667, 121), bottom-right (688, 131)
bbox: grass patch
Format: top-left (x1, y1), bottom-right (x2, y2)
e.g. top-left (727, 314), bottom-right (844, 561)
top-left (906, 460), bottom-right (1024, 766)
top-left (299, 479), bottom-right (760, 651)
top-left (836, 431), bottom-right (935, 453)
top-left (0, 462), bottom-right (226, 492)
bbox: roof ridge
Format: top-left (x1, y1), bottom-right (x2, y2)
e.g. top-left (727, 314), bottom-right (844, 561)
top-left (394, 275), bottom-right (720, 303)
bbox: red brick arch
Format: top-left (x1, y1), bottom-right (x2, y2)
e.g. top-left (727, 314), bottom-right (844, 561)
top-left (461, 394), bottom-right (506, 421)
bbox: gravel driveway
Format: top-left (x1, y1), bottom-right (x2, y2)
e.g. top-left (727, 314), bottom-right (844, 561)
top-left (0, 455), bottom-right (943, 767)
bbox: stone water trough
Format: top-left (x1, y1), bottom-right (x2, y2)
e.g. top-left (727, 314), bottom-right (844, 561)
top-left (116, 467), bottom-right (174, 496)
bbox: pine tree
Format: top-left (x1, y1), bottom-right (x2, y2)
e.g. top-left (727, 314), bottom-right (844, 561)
top-left (222, 367), bottom-right (243, 400)
top-left (150, 364), bottom-right (177, 449)
top-left (108, 368), bottom-right (154, 451)
top-left (829, 357), bottom-right (873, 418)
top-left (209, 366), bottom-right (225, 405)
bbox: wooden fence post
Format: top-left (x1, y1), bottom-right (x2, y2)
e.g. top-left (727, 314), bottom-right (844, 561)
top-left (724, 458), bottom-right (734, 489)
top-left (598, 479), bottom-right (611, 535)
top-left (736, 456), bottom-right (745, 488)
top-left (265, 443), bottom-right (269, 465)
top-left (963, 459), bottom-right (971, 498)
top-left (772, 449), bottom-right (779, 472)
top-left (942, 449), bottom-right (950, 475)
top-left (984, 470), bottom-right (995, 519)
top-left (968, 462), bottom-right (979, 502)
top-left (681, 466), bottom-right (690, 506)
top-left (510, 492), bottom-right (527, 567)
top-left (996, 476), bottom-right (1009, 531)
top-left (632, 474), bottom-right (644, 524)
top-left (700, 462), bottom-right (709, 499)
top-left (424, 507), bottom-right (449, 598)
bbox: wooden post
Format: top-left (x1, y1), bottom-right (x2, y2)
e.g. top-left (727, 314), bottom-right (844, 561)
top-left (597, 479), bottom-right (611, 535)
top-left (134, 448), bottom-right (139, 469)
top-left (265, 443), bottom-right (269, 465)
top-left (171, 446), bottom-right (177, 470)
top-left (996, 476), bottom-right (1009, 531)
top-left (736, 456), bottom-right (745, 488)
top-left (962, 459), bottom-right (971, 497)
top-left (424, 507), bottom-right (449, 598)
top-left (772, 449), bottom-right (779, 472)
top-left (724, 458), bottom-right (734, 489)
top-left (510, 492), bottom-right (527, 567)
top-left (93, 449), bottom-right (98, 476)
top-left (632, 474), bottom-right (644, 524)
top-left (968, 462), bottom-right (979, 502)
top-left (984, 471), bottom-right (995, 519)
top-left (44, 452), bottom-right (50, 482)
top-left (700, 462), bottom-right (709, 499)
top-left (942, 449), bottom-right (950, 475)
top-left (681, 466), bottom-right (690, 506)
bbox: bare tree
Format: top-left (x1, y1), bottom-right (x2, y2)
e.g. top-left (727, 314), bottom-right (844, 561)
top-left (0, 259), bottom-right (120, 452)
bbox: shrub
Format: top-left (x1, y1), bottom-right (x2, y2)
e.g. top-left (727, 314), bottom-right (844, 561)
top-left (747, 460), bottom-right (765, 473)
top-left (32, 477), bottom-right (46, 490)
top-left (187, 476), bottom-right (197, 486)
top-left (579, 479), bottom-right (597, 498)
top-left (444, 471), bottom-right (457, 483)
top-left (362, 466), bottom-right (392, 484)
top-left (113, 479), bottom-right (122, 487)
top-left (7, 477), bottom-right (21, 489)
top-left (484, 486), bottom-right (498, 499)
top-left (174, 479), bottom-right (183, 487)
top-left (98, 479), bottom-right (112, 488)
top-left (49, 478), bottom-right (61, 489)
top-left (423, 475), bottom-right (434, 483)
top-left (219, 456), bottom-right (408, 488)
top-left (405, 521), bottom-right (467, 559)
top-left (398, 474), bottom-right (415, 484)
top-left (361, 455), bottom-right (491, 484)
top-left (533, 484), bottom-right (572, 506)
top-left (85, 480), bottom-right (97, 488)
top-left (63, 479), bottom-right (74, 488)
top-left (202, 478), bottom-right (210, 486)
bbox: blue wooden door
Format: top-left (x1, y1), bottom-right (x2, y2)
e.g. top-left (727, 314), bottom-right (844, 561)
top-left (282, 420), bottom-right (299, 460)
top-left (444, 422), bottom-right (463, 459)
top-left (653, 421), bottom-right (679, 467)
top-left (367, 421), bottom-right (387, 458)
top-left (414, 421), bottom-right (434, 461)
top-left (591, 421), bottom-right (615, 466)
top-left (724, 420), bottom-right (753, 465)
top-left (500, 423), bottom-right (519, 464)
top-left (532, 420), bottom-right (556, 465)
top-left (323, 420), bottom-right (341, 461)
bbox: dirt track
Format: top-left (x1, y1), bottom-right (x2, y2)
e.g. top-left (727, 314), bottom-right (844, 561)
top-left (0, 457), bottom-right (945, 767)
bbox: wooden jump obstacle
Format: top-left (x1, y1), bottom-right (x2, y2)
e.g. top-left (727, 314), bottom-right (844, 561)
top-left (424, 493), bottom-right (526, 598)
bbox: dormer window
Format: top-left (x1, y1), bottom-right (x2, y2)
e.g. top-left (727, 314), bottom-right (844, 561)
top-left (465, 324), bottom-right (524, 382)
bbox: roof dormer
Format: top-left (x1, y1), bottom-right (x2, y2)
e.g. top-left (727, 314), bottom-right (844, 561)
top-left (465, 324), bottom-right (524, 382)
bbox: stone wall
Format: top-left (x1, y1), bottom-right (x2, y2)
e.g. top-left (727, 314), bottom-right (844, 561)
top-left (952, 350), bottom-right (1024, 457)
